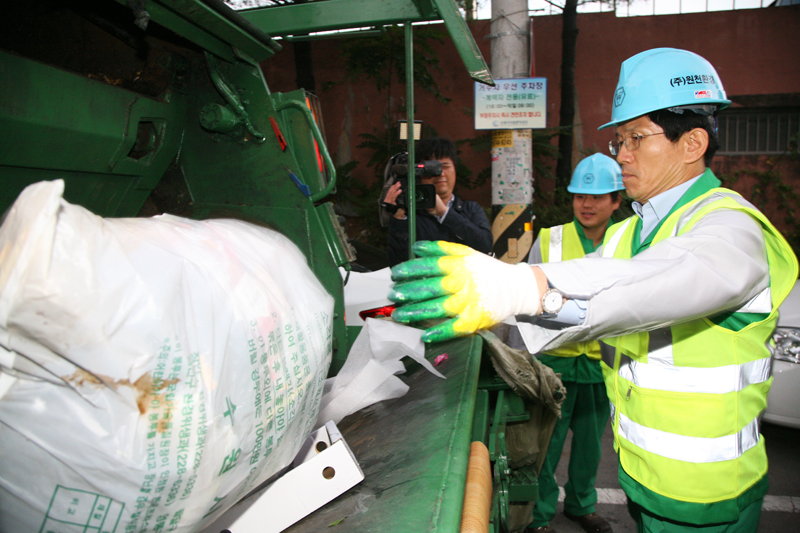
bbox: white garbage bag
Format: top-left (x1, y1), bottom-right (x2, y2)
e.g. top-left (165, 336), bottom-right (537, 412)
top-left (0, 180), bottom-right (334, 532)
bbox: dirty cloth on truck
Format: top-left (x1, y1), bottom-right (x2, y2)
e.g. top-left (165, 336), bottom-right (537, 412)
top-left (480, 328), bottom-right (566, 472)
top-left (480, 328), bottom-right (566, 533)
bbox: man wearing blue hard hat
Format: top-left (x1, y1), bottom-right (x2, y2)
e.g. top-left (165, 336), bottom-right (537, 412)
top-left (389, 48), bottom-right (798, 532)
top-left (517, 153), bottom-right (623, 533)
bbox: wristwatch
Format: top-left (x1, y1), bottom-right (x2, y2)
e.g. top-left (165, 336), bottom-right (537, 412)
top-left (541, 288), bottom-right (566, 317)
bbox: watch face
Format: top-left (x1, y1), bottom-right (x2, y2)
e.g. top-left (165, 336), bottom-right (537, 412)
top-left (543, 291), bottom-right (563, 313)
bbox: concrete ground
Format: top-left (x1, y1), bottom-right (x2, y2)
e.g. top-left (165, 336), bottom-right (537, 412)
top-left (537, 420), bottom-right (800, 533)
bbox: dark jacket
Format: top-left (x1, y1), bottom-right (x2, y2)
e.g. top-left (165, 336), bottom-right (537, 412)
top-left (387, 193), bottom-right (493, 267)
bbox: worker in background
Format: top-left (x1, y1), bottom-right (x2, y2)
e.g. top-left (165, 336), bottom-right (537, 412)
top-left (383, 137), bottom-right (492, 267)
top-left (516, 153), bottom-right (623, 533)
top-left (388, 48), bottom-right (798, 532)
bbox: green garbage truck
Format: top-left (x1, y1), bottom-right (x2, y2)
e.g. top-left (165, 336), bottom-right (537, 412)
top-left (0, 1), bottom-right (560, 531)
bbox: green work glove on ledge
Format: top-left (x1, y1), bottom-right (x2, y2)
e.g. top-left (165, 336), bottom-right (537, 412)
top-left (388, 241), bottom-right (543, 343)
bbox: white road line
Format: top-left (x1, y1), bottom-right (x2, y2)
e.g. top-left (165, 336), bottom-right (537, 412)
top-left (762, 495), bottom-right (800, 513)
top-left (596, 488), bottom-right (629, 505)
top-left (558, 488), bottom-right (800, 512)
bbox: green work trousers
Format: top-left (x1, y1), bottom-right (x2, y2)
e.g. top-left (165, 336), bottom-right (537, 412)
top-left (531, 380), bottom-right (610, 527)
top-left (627, 497), bottom-right (763, 533)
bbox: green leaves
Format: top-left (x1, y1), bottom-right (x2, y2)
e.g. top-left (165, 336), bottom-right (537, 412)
top-left (338, 25), bottom-right (449, 103)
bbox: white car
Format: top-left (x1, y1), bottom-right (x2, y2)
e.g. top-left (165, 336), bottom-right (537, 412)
top-left (764, 281), bottom-right (800, 429)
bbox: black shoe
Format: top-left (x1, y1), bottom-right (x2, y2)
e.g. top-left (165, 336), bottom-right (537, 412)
top-left (563, 511), bottom-right (612, 533)
top-left (529, 526), bottom-right (555, 533)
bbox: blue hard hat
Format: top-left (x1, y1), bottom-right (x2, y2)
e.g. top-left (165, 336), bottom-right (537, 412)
top-left (568, 153), bottom-right (624, 194)
top-left (598, 48), bottom-right (731, 130)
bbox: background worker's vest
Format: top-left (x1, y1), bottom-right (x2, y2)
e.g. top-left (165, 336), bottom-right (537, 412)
top-left (599, 188), bottom-right (798, 504)
top-left (539, 223), bottom-right (601, 360)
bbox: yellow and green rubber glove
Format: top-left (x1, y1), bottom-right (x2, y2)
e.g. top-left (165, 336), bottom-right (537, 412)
top-left (388, 241), bottom-right (543, 343)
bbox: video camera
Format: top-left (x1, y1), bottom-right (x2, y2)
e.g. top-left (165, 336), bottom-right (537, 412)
top-left (390, 154), bottom-right (442, 211)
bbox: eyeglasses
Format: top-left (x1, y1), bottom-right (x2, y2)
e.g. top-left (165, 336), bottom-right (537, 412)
top-left (608, 132), bottom-right (665, 156)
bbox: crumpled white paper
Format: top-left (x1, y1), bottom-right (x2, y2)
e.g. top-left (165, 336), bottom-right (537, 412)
top-left (316, 318), bottom-right (445, 425)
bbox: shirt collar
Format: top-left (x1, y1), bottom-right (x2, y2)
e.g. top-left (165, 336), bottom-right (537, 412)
top-left (632, 174), bottom-right (703, 239)
top-left (435, 194), bottom-right (455, 223)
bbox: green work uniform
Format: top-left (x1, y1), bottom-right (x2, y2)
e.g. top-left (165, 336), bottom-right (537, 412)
top-left (530, 221), bottom-right (611, 528)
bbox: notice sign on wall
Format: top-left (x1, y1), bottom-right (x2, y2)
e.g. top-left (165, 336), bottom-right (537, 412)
top-left (492, 130), bottom-right (514, 148)
top-left (474, 78), bottom-right (547, 130)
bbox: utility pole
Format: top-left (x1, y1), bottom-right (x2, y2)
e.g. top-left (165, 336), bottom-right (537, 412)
top-left (488, 0), bottom-right (534, 264)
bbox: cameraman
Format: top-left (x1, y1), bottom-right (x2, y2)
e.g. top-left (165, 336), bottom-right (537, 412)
top-left (385, 137), bottom-right (493, 267)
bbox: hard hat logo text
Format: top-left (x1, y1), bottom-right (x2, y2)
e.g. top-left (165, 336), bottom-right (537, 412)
top-left (670, 74), bottom-right (716, 87)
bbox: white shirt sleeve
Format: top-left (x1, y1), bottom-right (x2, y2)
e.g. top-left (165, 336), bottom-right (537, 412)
top-left (518, 208), bottom-right (771, 354)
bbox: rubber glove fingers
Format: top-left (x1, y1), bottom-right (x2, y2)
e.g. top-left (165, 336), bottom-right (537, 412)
top-left (389, 277), bottom-right (448, 304)
top-left (389, 295), bottom-right (451, 323)
top-left (391, 289), bottom-right (512, 343)
top-left (418, 318), bottom-right (462, 344)
top-left (388, 240), bottom-right (543, 343)
top-left (390, 241), bottom-right (475, 281)
top-left (390, 256), bottom-right (446, 284)
top-left (389, 241), bottom-right (478, 308)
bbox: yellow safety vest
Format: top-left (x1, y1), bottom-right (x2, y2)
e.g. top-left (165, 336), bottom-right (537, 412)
top-left (539, 222), bottom-right (601, 360)
top-left (599, 188), bottom-right (798, 504)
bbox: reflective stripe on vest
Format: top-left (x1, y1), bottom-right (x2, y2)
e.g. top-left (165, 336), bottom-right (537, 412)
top-left (739, 287), bottom-right (773, 313)
top-left (601, 218), bottom-right (634, 258)
top-left (541, 223), bottom-right (601, 360)
top-left (599, 186), bottom-right (799, 503)
top-left (541, 223), bottom-right (583, 265)
top-left (602, 330), bottom-right (772, 394)
top-left (548, 225), bottom-right (563, 262)
top-left (615, 351), bottom-right (771, 394)
top-left (618, 412), bottom-right (760, 464)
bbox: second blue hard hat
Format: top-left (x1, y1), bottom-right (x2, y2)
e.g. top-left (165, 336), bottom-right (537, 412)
top-left (568, 153), bottom-right (624, 194)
